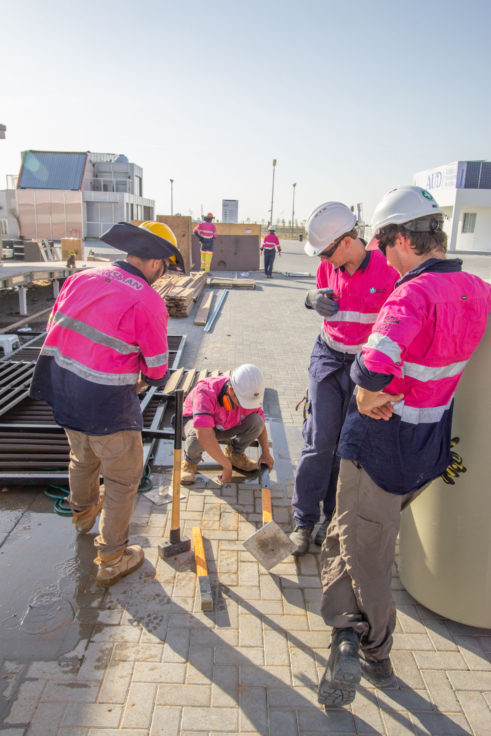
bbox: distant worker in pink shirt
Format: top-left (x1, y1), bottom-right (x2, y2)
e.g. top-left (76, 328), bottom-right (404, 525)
top-left (194, 212), bottom-right (217, 273)
top-left (180, 364), bottom-right (274, 485)
top-left (261, 225), bottom-right (281, 278)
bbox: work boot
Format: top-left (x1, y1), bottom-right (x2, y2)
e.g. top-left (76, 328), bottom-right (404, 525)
top-left (95, 545), bottom-right (144, 588)
top-left (225, 446), bottom-right (258, 473)
top-left (72, 492), bottom-right (105, 534)
top-left (318, 628), bottom-right (361, 708)
top-left (290, 526), bottom-right (314, 556)
top-left (181, 459), bottom-right (198, 485)
top-left (314, 515), bottom-right (332, 546)
top-left (360, 653), bottom-right (396, 688)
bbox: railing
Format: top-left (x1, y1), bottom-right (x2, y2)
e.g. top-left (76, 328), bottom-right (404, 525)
top-left (87, 178), bottom-right (134, 194)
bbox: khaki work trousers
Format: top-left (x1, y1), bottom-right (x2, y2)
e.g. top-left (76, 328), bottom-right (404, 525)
top-left (65, 429), bottom-right (143, 557)
top-left (320, 458), bottom-right (419, 661)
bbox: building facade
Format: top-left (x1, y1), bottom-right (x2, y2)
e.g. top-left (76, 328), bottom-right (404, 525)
top-left (9, 150), bottom-right (154, 242)
top-left (413, 161), bottom-right (491, 253)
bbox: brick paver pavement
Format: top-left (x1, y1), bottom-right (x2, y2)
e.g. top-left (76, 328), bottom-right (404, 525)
top-left (1, 243), bottom-right (490, 735)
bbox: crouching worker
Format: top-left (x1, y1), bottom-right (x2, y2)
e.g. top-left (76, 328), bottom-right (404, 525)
top-left (30, 221), bottom-right (185, 588)
top-left (180, 364), bottom-right (274, 484)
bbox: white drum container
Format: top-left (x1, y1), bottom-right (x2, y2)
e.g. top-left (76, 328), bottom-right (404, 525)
top-left (399, 316), bottom-right (491, 627)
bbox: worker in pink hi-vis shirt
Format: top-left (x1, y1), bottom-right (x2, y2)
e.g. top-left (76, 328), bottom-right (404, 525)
top-left (194, 212), bottom-right (217, 272)
top-left (261, 225), bottom-right (281, 278)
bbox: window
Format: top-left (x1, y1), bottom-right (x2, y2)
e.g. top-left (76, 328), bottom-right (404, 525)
top-left (462, 213), bottom-right (476, 233)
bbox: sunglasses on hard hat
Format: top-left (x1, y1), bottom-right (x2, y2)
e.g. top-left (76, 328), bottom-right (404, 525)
top-left (319, 234), bottom-right (345, 259)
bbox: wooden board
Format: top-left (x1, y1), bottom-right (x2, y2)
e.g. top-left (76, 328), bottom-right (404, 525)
top-left (194, 291), bottom-right (213, 325)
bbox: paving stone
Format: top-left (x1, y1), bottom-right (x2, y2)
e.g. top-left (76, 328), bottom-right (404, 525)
top-left (409, 711), bottom-right (472, 735)
top-left (211, 664), bottom-right (238, 707)
top-left (62, 703), bottom-right (122, 728)
top-left (455, 635), bottom-right (491, 670)
top-left (238, 613), bottom-right (263, 647)
top-left (4, 678), bottom-right (46, 725)
top-left (98, 660), bottom-right (133, 703)
top-left (391, 651), bottom-right (426, 690)
top-left (121, 681), bottom-right (156, 729)
top-left (392, 633), bottom-right (434, 651)
top-left (269, 709), bottom-right (299, 736)
top-left (132, 661), bottom-right (186, 683)
top-left (181, 706), bottom-right (238, 732)
top-left (149, 705), bottom-right (182, 736)
top-left (111, 642), bottom-right (163, 662)
top-left (299, 707), bottom-right (356, 733)
top-left (239, 686), bottom-right (268, 732)
top-left (290, 646), bottom-right (319, 686)
top-left (447, 670), bottom-right (491, 690)
top-left (41, 680), bottom-right (100, 703)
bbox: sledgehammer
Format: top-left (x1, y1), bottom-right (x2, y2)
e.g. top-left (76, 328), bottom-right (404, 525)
top-left (158, 389), bottom-right (191, 558)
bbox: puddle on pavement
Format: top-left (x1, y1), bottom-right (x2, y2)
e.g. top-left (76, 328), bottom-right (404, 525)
top-left (0, 491), bottom-right (95, 662)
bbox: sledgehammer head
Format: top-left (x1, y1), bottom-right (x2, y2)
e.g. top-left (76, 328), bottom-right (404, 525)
top-left (243, 520), bottom-right (295, 571)
top-left (159, 537), bottom-right (191, 559)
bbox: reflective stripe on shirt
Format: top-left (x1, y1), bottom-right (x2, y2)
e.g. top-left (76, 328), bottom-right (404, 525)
top-left (321, 329), bottom-right (365, 354)
top-left (328, 310), bottom-right (379, 324)
top-left (404, 359), bottom-right (468, 382)
top-left (391, 398), bottom-right (453, 424)
top-left (52, 311), bottom-right (141, 355)
top-left (365, 332), bottom-right (402, 363)
top-left (144, 351), bottom-right (169, 367)
top-left (42, 345), bottom-right (139, 385)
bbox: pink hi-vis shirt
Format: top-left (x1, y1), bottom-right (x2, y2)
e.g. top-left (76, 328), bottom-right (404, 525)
top-left (261, 233), bottom-right (281, 251)
top-left (194, 221), bottom-right (217, 239)
top-left (317, 250), bottom-right (398, 354)
top-left (183, 375), bottom-right (265, 431)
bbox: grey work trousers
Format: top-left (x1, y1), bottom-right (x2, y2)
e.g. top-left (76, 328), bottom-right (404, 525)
top-left (183, 413), bottom-right (264, 464)
top-left (320, 458), bottom-right (420, 661)
top-left (65, 429), bottom-right (143, 557)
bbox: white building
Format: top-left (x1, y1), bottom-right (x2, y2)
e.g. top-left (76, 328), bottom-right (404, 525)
top-left (7, 150), bottom-right (154, 242)
top-left (413, 161), bottom-right (491, 253)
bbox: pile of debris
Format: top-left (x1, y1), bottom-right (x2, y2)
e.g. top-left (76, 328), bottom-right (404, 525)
top-left (153, 271), bottom-right (208, 317)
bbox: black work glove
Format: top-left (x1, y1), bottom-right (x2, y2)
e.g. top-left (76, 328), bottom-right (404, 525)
top-left (306, 288), bottom-right (339, 317)
top-left (441, 437), bottom-right (467, 485)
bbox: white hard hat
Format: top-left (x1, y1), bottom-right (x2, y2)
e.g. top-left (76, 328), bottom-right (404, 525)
top-left (304, 202), bottom-right (357, 256)
top-left (268, 225), bottom-right (276, 231)
top-left (230, 364), bottom-right (265, 409)
top-left (371, 185), bottom-right (443, 231)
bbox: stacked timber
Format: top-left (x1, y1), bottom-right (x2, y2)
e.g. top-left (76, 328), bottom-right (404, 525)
top-left (153, 271), bottom-right (208, 317)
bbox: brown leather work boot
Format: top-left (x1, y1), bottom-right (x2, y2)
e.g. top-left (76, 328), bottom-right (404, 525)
top-left (95, 545), bottom-right (144, 588)
top-left (225, 446), bottom-right (258, 473)
top-left (72, 491), bottom-right (105, 534)
top-left (181, 459), bottom-right (198, 485)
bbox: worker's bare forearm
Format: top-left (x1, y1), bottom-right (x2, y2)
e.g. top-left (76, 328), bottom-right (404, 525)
top-left (195, 427), bottom-right (229, 466)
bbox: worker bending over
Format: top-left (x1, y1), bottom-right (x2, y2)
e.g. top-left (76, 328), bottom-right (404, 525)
top-left (290, 202), bottom-right (398, 555)
top-left (194, 212), bottom-right (217, 272)
top-left (261, 225), bottom-right (281, 278)
top-left (180, 364), bottom-right (274, 484)
top-left (318, 186), bottom-right (491, 709)
top-left (30, 221), bottom-right (184, 588)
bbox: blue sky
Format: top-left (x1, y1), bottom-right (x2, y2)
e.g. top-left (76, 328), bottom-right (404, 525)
top-left (2, 0), bottom-right (490, 225)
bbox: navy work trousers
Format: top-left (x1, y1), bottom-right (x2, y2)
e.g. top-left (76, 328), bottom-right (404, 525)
top-left (292, 359), bottom-right (354, 528)
top-left (263, 249), bottom-right (275, 277)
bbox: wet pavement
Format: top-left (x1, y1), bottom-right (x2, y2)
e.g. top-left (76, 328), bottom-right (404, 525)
top-left (0, 242), bottom-right (490, 735)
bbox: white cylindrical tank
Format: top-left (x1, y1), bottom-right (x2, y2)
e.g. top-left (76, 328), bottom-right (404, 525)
top-left (399, 316), bottom-right (491, 628)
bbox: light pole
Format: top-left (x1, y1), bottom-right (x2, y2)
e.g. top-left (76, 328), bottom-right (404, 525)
top-left (291, 182), bottom-right (297, 238)
top-left (269, 158), bottom-right (277, 227)
top-left (169, 179), bottom-right (174, 215)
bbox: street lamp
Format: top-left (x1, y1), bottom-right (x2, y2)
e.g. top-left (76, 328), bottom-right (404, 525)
top-left (169, 178), bottom-right (174, 215)
top-left (269, 159), bottom-right (277, 227)
top-left (291, 182), bottom-right (297, 238)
